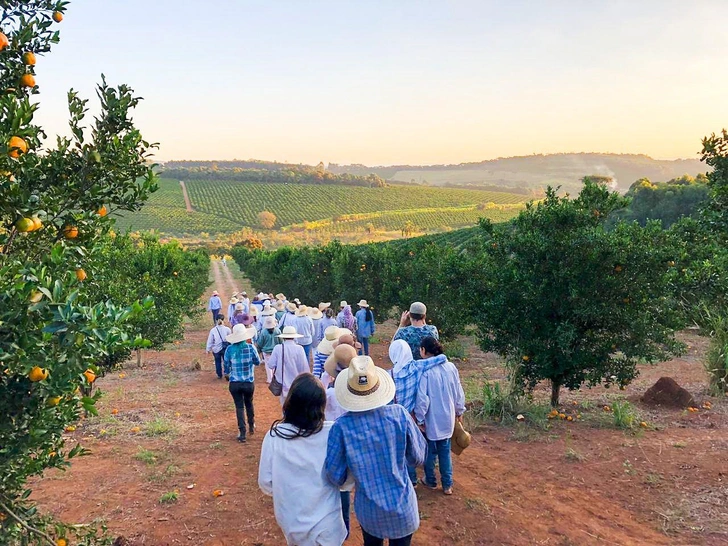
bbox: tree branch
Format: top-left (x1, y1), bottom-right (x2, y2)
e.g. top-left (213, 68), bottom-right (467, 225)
top-left (0, 499), bottom-right (57, 546)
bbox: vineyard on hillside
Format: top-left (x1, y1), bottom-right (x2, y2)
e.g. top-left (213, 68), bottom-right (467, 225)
top-left (113, 178), bottom-right (530, 237)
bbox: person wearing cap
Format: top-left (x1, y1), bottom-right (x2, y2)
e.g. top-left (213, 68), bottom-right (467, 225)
top-left (414, 337), bottom-right (465, 496)
top-left (355, 300), bottom-right (376, 356)
top-left (392, 302), bottom-right (439, 361)
top-left (208, 291), bottom-right (222, 325)
top-left (227, 295), bottom-right (239, 322)
top-left (206, 316), bottom-right (232, 379)
top-left (258, 374), bottom-right (349, 546)
top-left (256, 316), bottom-right (281, 384)
top-left (223, 324), bottom-right (261, 443)
top-left (267, 326), bottom-right (311, 405)
top-left (294, 305), bottom-right (316, 363)
top-left (325, 356), bottom-right (426, 546)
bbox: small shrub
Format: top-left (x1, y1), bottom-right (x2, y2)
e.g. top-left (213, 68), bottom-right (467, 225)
top-left (611, 400), bottom-right (639, 429)
top-left (705, 319), bottom-right (728, 396)
top-left (445, 340), bottom-right (467, 361)
top-left (145, 416), bottom-right (177, 436)
top-left (159, 491), bottom-right (179, 504)
top-left (134, 447), bottom-right (159, 465)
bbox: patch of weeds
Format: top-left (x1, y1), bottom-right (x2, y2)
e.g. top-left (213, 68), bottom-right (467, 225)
top-left (644, 473), bottom-right (663, 486)
top-left (445, 340), bottom-right (467, 361)
top-left (623, 459), bottom-right (637, 475)
top-left (612, 400), bottom-right (639, 430)
top-left (161, 372), bottom-right (179, 388)
top-left (464, 498), bottom-right (491, 514)
top-left (149, 464), bottom-right (183, 483)
top-left (656, 505), bottom-right (687, 535)
top-left (159, 490), bottom-right (179, 504)
top-left (564, 448), bottom-right (586, 462)
top-left (144, 416), bottom-right (178, 437)
top-left (134, 447), bottom-right (159, 465)
top-left (209, 441), bottom-right (223, 450)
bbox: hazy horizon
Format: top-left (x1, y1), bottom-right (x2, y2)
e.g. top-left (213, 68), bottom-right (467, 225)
top-left (32, 0), bottom-right (728, 165)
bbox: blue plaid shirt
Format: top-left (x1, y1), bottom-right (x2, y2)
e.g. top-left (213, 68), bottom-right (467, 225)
top-left (392, 325), bottom-right (439, 360)
top-left (391, 354), bottom-right (447, 412)
top-left (223, 341), bottom-right (260, 382)
top-left (325, 404), bottom-right (426, 539)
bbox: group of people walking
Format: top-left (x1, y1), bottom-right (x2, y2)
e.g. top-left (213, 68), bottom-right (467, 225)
top-left (206, 292), bottom-right (467, 546)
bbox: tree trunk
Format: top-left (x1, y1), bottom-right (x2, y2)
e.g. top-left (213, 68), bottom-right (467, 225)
top-left (137, 349), bottom-right (142, 368)
top-left (550, 379), bottom-right (561, 407)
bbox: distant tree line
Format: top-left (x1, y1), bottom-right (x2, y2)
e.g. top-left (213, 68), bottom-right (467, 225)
top-left (160, 164), bottom-right (387, 188)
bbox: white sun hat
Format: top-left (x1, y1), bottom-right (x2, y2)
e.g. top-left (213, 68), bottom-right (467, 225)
top-left (226, 324), bottom-right (257, 344)
top-left (316, 326), bottom-right (341, 356)
top-left (263, 316), bottom-right (277, 329)
top-left (286, 302), bottom-right (298, 313)
top-left (308, 307), bottom-right (323, 320)
top-left (334, 356), bottom-right (396, 412)
top-left (261, 305), bottom-right (276, 316)
top-left (318, 302), bottom-right (331, 311)
top-left (340, 300), bottom-right (348, 308)
top-left (357, 299), bottom-right (369, 308)
top-left (277, 326), bottom-right (303, 339)
top-left (295, 305), bottom-right (309, 317)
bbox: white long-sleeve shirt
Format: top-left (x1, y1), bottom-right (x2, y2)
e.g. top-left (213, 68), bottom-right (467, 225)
top-left (206, 325), bottom-right (231, 354)
top-left (258, 422), bottom-right (347, 546)
top-left (266, 341), bottom-right (310, 404)
top-left (415, 360), bottom-right (466, 441)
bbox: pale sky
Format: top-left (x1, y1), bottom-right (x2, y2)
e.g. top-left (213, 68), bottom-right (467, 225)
top-left (32, 0), bottom-right (728, 165)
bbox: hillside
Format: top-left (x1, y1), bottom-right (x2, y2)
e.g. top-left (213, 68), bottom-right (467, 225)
top-left (113, 179), bottom-right (528, 239)
top-left (329, 153), bottom-right (706, 193)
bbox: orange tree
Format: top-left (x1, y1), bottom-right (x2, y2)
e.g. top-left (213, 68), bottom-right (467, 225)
top-left (471, 179), bottom-right (686, 406)
top-left (0, 1), bottom-right (158, 543)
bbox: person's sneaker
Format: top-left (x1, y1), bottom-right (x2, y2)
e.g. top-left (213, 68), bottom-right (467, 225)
top-left (249, 424), bottom-right (256, 436)
top-left (237, 434), bottom-right (246, 443)
top-left (443, 487), bottom-right (453, 496)
top-left (418, 479), bottom-right (437, 490)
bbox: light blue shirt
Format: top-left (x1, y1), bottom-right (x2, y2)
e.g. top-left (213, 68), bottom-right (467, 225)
top-left (208, 295), bottom-right (222, 311)
top-left (355, 308), bottom-right (376, 338)
top-left (414, 360), bottom-right (465, 441)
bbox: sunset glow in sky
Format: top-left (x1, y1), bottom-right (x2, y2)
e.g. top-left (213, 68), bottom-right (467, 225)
top-left (33, 0), bottom-right (728, 165)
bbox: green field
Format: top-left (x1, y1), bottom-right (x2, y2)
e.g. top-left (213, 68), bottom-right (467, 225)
top-left (113, 178), bottom-right (529, 237)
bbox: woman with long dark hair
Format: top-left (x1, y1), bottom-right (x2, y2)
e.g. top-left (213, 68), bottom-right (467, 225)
top-left (354, 300), bottom-right (375, 356)
top-left (259, 374), bottom-right (348, 546)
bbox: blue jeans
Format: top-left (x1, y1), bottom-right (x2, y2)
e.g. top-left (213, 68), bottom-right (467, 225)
top-left (358, 336), bottom-right (370, 356)
top-left (407, 464), bottom-right (417, 484)
top-left (301, 343), bottom-right (312, 363)
top-left (211, 309), bottom-right (220, 324)
top-left (424, 438), bottom-right (453, 489)
top-left (340, 491), bottom-right (350, 537)
top-left (213, 351), bottom-right (224, 378)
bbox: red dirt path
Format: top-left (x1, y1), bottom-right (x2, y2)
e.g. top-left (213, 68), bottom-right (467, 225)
top-left (31, 261), bottom-right (728, 545)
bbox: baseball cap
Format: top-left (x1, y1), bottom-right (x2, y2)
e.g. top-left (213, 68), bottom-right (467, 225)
top-left (409, 302), bottom-right (427, 315)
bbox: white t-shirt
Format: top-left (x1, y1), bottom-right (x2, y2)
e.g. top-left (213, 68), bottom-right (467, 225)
top-left (258, 422), bottom-right (347, 546)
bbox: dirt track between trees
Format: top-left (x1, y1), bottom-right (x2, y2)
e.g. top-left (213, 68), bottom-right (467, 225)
top-left (31, 260), bottom-right (728, 545)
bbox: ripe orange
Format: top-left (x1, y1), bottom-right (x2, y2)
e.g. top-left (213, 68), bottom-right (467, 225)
top-left (212, 489), bottom-right (224, 497)
top-left (0, 32), bottom-right (9, 51)
top-left (522, 355), bottom-right (530, 362)
top-left (19, 73), bottom-right (36, 88)
top-left (111, 408), bottom-right (119, 415)
top-left (64, 425), bottom-right (76, 432)
top-left (46, 396), bottom-right (62, 407)
top-left (83, 369), bottom-right (96, 384)
top-left (22, 51), bottom-right (36, 65)
top-left (52, 11), bottom-right (63, 22)
top-left (640, 421), bottom-right (648, 428)
top-left (75, 268), bottom-right (87, 282)
top-left (8, 136), bottom-right (28, 158)
top-left (29, 290), bottom-right (43, 303)
top-left (63, 225), bottom-right (79, 239)
top-left (130, 426), bottom-right (141, 433)
top-left (28, 366), bottom-right (48, 382)
top-left (30, 216), bottom-right (42, 231)
top-left (15, 217), bottom-right (34, 232)
top-left (97, 205), bottom-right (108, 217)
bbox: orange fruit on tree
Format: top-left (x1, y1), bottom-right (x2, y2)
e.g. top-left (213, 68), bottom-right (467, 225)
top-left (63, 225), bottom-right (79, 239)
top-left (75, 268), bottom-right (87, 282)
top-left (22, 51), bottom-right (36, 65)
top-left (28, 366), bottom-right (48, 382)
top-left (52, 11), bottom-right (63, 22)
top-left (83, 369), bottom-right (96, 384)
top-left (29, 290), bottom-right (43, 303)
top-left (0, 32), bottom-right (9, 51)
top-left (30, 216), bottom-right (42, 231)
top-left (97, 205), bottom-right (108, 217)
top-left (8, 136), bottom-right (28, 158)
top-left (19, 73), bottom-right (36, 88)
top-left (46, 396), bottom-right (62, 407)
top-left (15, 217), bottom-right (34, 232)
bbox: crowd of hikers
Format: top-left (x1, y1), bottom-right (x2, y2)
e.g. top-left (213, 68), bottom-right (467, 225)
top-left (206, 291), bottom-right (468, 546)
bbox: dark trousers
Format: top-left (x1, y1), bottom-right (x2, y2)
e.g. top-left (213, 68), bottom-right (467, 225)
top-left (211, 309), bottom-right (220, 324)
top-left (340, 491), bottom-right (350, 536)
top-left (229, 381), bottom-right (255, 437)
top-left (362, 530), bottom-right (413, 546)
top-left (213, 351), bottom-right (224, 378)
top-left (358, 336), bottom-right (370, 356)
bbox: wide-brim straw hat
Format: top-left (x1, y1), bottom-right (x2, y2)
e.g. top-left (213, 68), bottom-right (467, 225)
top-left (318, 302), bottom-right (331, 311)
top-left (357, 299), bottom-right (369, 308)
top-left (263, 316), bottom-right (277, 329)
top-left (451, 421), bottom-right (472, 456)
top-left (333, 332), bottom-right (361, 351)
top-left (286, 302), bottom-right (298, 313)
top-left (308, 307), bottom-right (323, 320)
top-left (340, 300), bottom-right (348, 308)
top-left (324, 344), bottom-right (358, 378)
top-left (261, 306), bottom-right (276, 316)
top-left (316, 326), bottom-right (341, 355)
top-left (234, 303), bottom-right (244, 311)
top-left (249, 306), bottom-right (259, 317)
top-left (275, 293), bottom-right (286, 301)
top-left (229, 297), bottom-right (239, 304)
top-left (295, 305), bottom-right (309, 317)
top-left (239, 313), bottom-right (255, 326)
top-left (212, 291), bottom-right (219, 296)
top-left (278, 326), bottom-right (303, 339)
top-left (226, 324), bottom-right (256, 344)
top-left (274, 300), bottom-right (286, 311)
top-left (334, 356), bottom-right (395, 412)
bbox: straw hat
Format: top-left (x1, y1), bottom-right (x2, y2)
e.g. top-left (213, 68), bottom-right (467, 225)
top-left (316, 326), bottom-right (341, 355)
top-left (275, 293), bottom-right (286, 301)
top-left (226, 324), bottom-right (256, 344)
top-left (274, 300), bottom-right (286, 312)
top-left (340, 300), bottom-right (348, 308)
top-left (229, 297), bottom-right (239, 304)
top-left (261, 305), bottom-right (276, 316)
top-left (295, 305), bottom-right (309, 317)
top-left (324, 344), bottom-right (358, 378)
top-left (334, 356), bottom-right (395, 412)
top-left (212, 291), bottom-right (219, 296)
top-left (278, 326), bottom-right (303, 339)
top-left (333, 332), bottom-right (361, 351)
top-left (357, 299), bottom-right (369, 308)
top-left (318, 302), bottom-right (331, 311)
top-left (308, 307), bottom-right (323, 320)
top-left (234, 303), bottom-right (244, 311)
top-left (257, 292), bottom-right (267, 300)
top-left (451, 421), bottom-right (472, 456)
top-left (249, 306), bottom-right (259, 317)
top-left (286, 302), bottom-right (298, 313)
top-left (263, 316), bottom-right (277, 329)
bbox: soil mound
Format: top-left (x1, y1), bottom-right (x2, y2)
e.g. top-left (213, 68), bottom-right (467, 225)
top-left (641, 377), bottom-right (695, 408)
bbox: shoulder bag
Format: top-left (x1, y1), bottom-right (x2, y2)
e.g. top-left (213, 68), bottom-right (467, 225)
top-left (268, 343), bottom-right (285, 396)
top-left (215, 326), bottom-right (230, 355)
